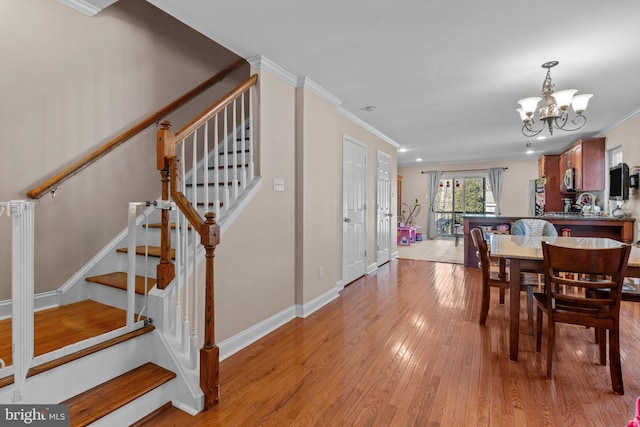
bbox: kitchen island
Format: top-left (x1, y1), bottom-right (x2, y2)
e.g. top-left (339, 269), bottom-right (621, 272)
top-left (463, 214), bottom-right (635, 268)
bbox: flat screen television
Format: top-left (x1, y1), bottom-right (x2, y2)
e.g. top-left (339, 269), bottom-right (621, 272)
top-left (609, 163), bottom-right (629, 200)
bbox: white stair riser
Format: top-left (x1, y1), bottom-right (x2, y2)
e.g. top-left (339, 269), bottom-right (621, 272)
top-left (90, 379), bottom-right (176, 427)
top-left (0, 332), bottom-right (155, 404)
top-left (85, 282), bottom-right (152, 314)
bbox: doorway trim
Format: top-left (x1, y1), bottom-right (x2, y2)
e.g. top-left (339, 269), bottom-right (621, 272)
top-left (342, 134), bottom-right (367, 287)
top-left (376, 150), bottom-right (392, 266)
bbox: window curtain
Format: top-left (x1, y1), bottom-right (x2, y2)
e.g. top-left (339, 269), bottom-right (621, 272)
top-left (427, 170), bottom-right (442, 239)
top-left (486, 167), bottom-right (504, 216)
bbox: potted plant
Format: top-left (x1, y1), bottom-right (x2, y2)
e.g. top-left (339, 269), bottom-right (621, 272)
top-left (401, 198), bottom-right (421, 226)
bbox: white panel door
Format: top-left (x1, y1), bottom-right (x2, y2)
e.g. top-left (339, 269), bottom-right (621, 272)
top-left (343, 137), bottom-right (367, 285)
top-left (376, 151), bottom-right (392, 265)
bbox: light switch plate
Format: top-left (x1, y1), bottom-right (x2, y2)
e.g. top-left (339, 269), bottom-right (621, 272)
top-left (273, 178), bottom-right (285, 192)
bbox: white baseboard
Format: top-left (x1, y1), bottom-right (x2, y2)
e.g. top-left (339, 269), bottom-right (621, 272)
top-left (218, 285), bottom-right (341, 361)
top-left (366, 262), bottom-right (378, 274)
top-left (0, 291), bottom-right (58, 320)
top-left (336, 280), bottom-right (344, 292)
top-left (218, 306), bottom-right (296, 361)
top-left (391, 251), bottom-right (399, 260)
top-left (295, 287), bottom-right (340, 318)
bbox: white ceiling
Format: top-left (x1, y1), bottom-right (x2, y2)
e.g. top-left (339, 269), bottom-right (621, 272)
top-left (147, 0), bottom-right (640, 167)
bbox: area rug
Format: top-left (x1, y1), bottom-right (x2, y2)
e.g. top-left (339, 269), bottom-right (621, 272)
top-left (397, 238), bottom-right (464, 264)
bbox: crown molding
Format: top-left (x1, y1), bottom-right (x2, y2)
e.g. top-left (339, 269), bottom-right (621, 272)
top-left (247, 55), bottom-right (399, 149)
top-left (337, 106), bottom-right (400, 148)
top-left (595, 106), bottom-right (640, 138)
top-left (296, 77), bottom-right (341, 107)
top-left (246, 55), bottom-right (297, 87)
top-left (56, 0), bottom-right (118, 16)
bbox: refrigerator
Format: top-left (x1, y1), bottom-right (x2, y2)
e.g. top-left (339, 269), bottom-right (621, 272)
top-left (529, 178), bottom-right (546, 216)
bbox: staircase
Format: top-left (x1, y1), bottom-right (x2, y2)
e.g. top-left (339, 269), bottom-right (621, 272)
top-left (0, 72), bottom-right (260, 423)
top-left (0, 301), bottom-right (173, 426)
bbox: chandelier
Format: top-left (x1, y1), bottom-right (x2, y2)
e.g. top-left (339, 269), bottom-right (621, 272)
top-left (516, 61), bottom-right (593, 137)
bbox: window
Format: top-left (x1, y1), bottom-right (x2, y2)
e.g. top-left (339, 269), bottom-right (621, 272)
top-left (609, 146), bottom-right (623, 168)
top-left (434, 176), bottom-right (495, 237)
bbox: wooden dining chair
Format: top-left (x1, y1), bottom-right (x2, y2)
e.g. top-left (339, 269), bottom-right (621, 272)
top-left (470, 228), bottom-right (533, 328)
top-left (534, 242), bottom-right (631, 394)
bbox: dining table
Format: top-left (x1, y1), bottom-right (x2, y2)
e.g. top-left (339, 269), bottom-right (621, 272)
top-left (487, 234), bottom-right (640, 361)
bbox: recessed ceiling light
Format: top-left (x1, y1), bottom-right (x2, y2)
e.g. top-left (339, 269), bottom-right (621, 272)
top-left (398, 147), bottom-right (408, 152)
top-left (416, 158), bottom-right (423, 162)
top-left (526, 141), bottom-right (534, 154)
top-left (361, 105), bottom-right (376, 112)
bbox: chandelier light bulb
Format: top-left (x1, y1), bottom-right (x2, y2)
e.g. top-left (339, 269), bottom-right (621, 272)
top-left (552, 89), bottom-right (578, 110)
top-left (571, 93), bottom-right (593, 114)
top-left (516, 108), bottom-right (529, 121)
top-left (517, 97), bottom-right (541, 116)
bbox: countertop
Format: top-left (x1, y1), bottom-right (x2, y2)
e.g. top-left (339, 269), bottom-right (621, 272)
top-left (462, 214), bottom-right (634, 222)
top-left (539, 214), bottom-right (634, 222)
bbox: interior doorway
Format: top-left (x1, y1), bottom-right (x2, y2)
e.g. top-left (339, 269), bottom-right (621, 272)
top-left (342, 136), bottom-right (367, 285)
top-left (376, 151), bottom-right (392, 266)
top-left (434, 176), bottom-right (495, 237)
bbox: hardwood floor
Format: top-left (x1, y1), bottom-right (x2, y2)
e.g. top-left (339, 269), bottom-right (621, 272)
top-left (142, 258), bottom-right (640, 426)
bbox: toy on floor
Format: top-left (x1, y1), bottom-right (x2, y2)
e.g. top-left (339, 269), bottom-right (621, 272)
top-left (629, 397), bottom-right (640, 427)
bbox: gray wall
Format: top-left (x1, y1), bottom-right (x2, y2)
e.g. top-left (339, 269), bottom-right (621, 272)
top-left (0, 0), bottom-right (246, 299)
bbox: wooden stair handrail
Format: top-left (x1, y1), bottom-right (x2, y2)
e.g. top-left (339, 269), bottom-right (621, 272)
top-left (26, 58), bottom-right (247, 199)
top-left (175, 74), bottom-right (258, 142)
top-left (156, 69), bottom-right (257, 408)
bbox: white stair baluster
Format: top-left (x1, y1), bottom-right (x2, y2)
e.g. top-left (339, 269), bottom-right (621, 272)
top-left (232, 99), bottom-right (238, 201)
top-left (191, 131), bottom-right (198, 212)
top-left (204, 121), bottom-right (209, 211)
top-left (241, 93), bottom-right (247, 190)
top-left (223, 107), bottom-right (230, 210)
top-left (249, 86), bottom-right (255, 181)
top-left (213, 116), bottom-right (221, 217)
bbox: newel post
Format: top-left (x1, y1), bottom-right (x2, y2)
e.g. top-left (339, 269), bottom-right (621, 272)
top-left (156, 120), bottom-right (176, 289)
top-left (200, 212), bottom-right (220, 409)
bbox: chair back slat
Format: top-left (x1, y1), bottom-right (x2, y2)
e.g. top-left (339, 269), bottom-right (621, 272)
top-left (470, 228), bottom-right (490, 279)
top-left (542, 242), bottom-right (631, 322)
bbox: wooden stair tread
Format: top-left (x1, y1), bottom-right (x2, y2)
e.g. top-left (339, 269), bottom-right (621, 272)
top-left (186, 182), bottom-right (237, 187)
top-left (0, 300), bottom-right (138, 370)
top-left (130, 402), bottom-right (187, 427)
top-left (220, 149), bottom-right (250, 155)
top-left (0, 324), bottom-right (154, 389)
top-left (143, 222), bottom-right (192, 230)
top-left (208, 164), bottom-right (249, 170)
top-left (85, 272), bottom-right (156, 295)
top-left (63, 362), bottom-right (176, 427)
top-left (116, 246), bottom-right (175, 259)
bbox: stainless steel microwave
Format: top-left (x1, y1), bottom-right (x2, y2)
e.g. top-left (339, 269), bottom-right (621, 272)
top-left (563, 167), bottom-right (575, 191)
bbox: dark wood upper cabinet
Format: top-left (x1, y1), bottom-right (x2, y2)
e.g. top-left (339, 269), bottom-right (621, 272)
top-left (560, 137), bottom-right (605, 192)
top-left (539, 154), bottom-right (562, 212)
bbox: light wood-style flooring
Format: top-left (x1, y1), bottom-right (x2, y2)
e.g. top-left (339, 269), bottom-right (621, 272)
top-left (397, 237), bottom-right (464, 264)
top-left (0, 300), bottom-right (127, 366)
top-left (145, 259), bottom-right (640, 426)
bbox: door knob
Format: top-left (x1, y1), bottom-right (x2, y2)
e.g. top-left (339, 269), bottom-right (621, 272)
top-left (343, 217), bottom-right (351, 223)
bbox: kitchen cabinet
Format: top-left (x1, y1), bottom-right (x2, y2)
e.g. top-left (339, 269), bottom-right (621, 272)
top-left (538, 154), bottom-right (562, 212)
top-left (463, 215), bottom-right (634, 268)
top-left (560, 137), bottom-right (605, 192)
